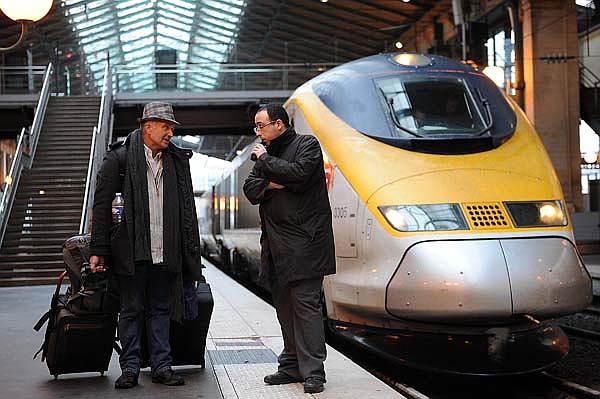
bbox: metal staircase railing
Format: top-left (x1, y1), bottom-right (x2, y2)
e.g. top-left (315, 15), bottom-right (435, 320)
top-left (0, 63), bottom-right (53, 246)
top-left (80, 61), bottom-right (112, 234)
top-left (580, 62), bottom-right (600, 113)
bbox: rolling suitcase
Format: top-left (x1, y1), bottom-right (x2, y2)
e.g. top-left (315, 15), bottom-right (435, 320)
top-left (142, 279), bottom-right (213, 367)
top-left (34, 272), bottom-right (119, 379)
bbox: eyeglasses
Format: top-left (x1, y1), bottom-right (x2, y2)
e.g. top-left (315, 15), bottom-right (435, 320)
top-left (253, 120), bottom-right (277, 133)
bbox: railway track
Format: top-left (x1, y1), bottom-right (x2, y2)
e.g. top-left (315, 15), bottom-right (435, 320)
top-left (560, 305), bottom-right (600, 341)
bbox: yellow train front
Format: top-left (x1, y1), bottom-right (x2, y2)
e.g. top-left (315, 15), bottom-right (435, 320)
top-left (284, 53), bottom-right (593, 375)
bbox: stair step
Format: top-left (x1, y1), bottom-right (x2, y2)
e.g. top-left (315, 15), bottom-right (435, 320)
top-left (32, 146), bottom-right (91, 152)
top-left (35, 141), bottom-right (92, 147)
top-left (11, 201), bottom-right (82, 209)
top-left (8, 218), bottom-right (80, 227)
top-left (8, 217), bottom-right (80, 227)
top-left (0, 259), bottom-right (64, 270)
top-left (0, 276), bottom-right (61, 287)
top-left (0, 268), bottom-right (65, 279)
top-left (9, 210), bottom-right (81, 219)
top-left (1, 245), bottom-right (63, 254)
top-left (22, 165), bottom-right (88, 172)
top-left (0, 253), bottom-right (63, 262)
top-left (7, 216), bottom-right (79, 224)
top-left (7, 220), bottom-right (79, 228)
top-left (15, 190), bottom-right (84, 198)
top-left (40, 129), bottom-right (95, 135)
top-left (21, 174), bottom-right (86, 181)
top-left (12, 198), bottom-right (83, 211)
top-left (2, 229), bottom-right (76, 237)
top-left (37, 141), bottom-right (93, 147)
top-left (17, 182), bottom-right (85, 190)
top-left (33, 162), bottom-right (89, 169)
top-left (2, 237), bottom-right (68, 247)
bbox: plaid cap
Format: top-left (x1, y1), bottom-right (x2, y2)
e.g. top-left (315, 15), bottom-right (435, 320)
top-left (140, 102), bottom-right (180, 125)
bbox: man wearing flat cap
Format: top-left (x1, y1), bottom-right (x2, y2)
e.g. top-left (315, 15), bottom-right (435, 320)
top-left (89, 102), bottom-right (203, 389)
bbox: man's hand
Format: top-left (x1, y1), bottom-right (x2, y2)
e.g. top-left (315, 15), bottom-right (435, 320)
top-left (251, 143), bottom-right (267, 160)
top-left (90, 255), bottom-right (106, 273)
top-left (267, 182), bottom-right (284, 190)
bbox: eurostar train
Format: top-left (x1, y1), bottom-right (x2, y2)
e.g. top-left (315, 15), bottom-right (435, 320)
top-left (198, 53), bottom-right (593, 375)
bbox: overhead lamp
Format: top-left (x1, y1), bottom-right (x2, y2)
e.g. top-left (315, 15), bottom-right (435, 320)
top-left (321, 0), bottom-right (328, 2)
top-left (583, 152), bottom-right (598, 164)
top-left (482, 65), bottom-right (505, 88)
top-left (395, 41), bottom-right (404, 49)
top-left (0, 0), bottom-right (53, 52)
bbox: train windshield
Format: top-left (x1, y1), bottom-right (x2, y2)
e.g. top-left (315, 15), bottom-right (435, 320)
top-left (376, 77), bottom-right (487, 137)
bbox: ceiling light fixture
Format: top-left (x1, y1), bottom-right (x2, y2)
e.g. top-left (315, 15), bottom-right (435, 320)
top-left (0, 0), bottom-right (53, 51)
top-left (395, 41), bottom-right (404, 49)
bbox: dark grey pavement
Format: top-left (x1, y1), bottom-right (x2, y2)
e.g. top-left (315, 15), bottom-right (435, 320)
top-left (0, 284), bottom-right (223, 398)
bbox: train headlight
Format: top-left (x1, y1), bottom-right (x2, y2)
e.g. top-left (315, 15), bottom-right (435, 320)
top-left (378, 204), bottom-right (468, 232)
top-left (504, 201), bottom-right (567, 227)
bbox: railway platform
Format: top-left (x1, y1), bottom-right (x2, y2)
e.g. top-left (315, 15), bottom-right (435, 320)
top-left (0, 260), bottom-right (403, 399)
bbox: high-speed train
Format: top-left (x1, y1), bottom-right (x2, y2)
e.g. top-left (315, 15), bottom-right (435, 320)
top-left (197, 53), bottom-right (593, 375)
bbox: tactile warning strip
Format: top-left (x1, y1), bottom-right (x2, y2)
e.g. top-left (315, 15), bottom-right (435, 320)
top-left (222, 363), bottom-right (309, 399)
top-left (209, 349), bottom-right (278, 365)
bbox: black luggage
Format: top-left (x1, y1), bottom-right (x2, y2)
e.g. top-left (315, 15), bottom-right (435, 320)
top-left (61, 234), bottom-right (120, 314)
top-left (34, 272), bottom-right (119, 378)
top-left (142, 279), bottom-right (213, 367)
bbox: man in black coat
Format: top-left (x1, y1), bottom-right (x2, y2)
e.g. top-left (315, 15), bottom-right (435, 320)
top-left (89, 102), bottom-right (203, 389)
top-left (243, 104), bottom-right (335, 394)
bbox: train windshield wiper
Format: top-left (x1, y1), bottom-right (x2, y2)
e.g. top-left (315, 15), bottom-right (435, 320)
top-left (474, 88), bottom-right (494, 136)
top-left (379, 88), bottom-right (422, 138)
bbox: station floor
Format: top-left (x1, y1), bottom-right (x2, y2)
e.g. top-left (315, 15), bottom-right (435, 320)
top-left (0, 260), bottom-right (403, 399)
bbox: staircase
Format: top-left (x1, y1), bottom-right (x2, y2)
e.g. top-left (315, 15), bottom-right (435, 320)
top-left (0, 96), bottom-right (100, 286)
top-left (580, 62), bottom-right (600, 135)
top-left (581, 85), bottom-right (600, 134)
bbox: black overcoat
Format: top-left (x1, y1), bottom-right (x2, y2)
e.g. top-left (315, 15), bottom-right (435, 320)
top-left (243, 128), bottom-right (336, 287)
top-left (89, 133), bottom-right (202, 279)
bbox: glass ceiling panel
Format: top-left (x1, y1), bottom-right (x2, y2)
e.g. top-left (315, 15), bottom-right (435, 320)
top-left (62, 0), bottom-right (247, 92)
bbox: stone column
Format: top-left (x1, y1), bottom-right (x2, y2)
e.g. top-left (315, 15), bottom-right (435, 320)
top-left (521, 0), bottom-right (582, 211)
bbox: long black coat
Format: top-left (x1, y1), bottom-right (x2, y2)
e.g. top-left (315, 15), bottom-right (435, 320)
top-left (243, 128), bottom-right (335, 287)
top-left (89, 133), bottom-right (202, 279)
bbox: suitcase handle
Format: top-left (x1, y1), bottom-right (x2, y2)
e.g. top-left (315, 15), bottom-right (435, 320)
top-left (54, 271), bottom-right (67, 297)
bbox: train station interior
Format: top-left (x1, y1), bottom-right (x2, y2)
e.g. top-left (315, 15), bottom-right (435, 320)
top-left (1, 0), bottom-right (600, 398)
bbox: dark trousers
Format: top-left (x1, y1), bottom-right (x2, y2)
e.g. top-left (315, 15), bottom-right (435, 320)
top-left (117, 264), bottom-right (174, 375)
top-left (271, 276), bottom-right (326, 382)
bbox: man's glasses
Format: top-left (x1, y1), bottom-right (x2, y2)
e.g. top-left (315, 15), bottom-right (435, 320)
top-left (253, 120), bottom-right (277, 133)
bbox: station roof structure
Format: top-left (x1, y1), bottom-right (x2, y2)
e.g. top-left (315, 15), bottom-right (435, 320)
top-left (1, 0), bottom-right (444, 92)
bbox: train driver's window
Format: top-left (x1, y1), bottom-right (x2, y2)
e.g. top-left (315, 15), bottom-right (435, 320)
top-left (377, 77), bottom-right (486, 136)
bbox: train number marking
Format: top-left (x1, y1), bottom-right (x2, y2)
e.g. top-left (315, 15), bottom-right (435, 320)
top-left (333, 206), bottom-right (349, 218)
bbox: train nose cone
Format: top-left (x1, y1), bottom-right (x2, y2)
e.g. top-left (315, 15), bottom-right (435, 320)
top-left (386, 240), bottom-right (513, 322)
top-left (386, 238), bottom-right (592, 323)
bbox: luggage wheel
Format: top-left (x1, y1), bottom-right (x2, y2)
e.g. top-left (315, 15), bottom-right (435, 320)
top-left (53, 374), bottom-right (58, 380)
top-left (100, 371), bottom-right (104, 376)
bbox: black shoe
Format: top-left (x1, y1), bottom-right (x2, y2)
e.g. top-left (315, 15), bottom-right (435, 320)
top-left (114, 371), bottom-right (138, 389)
top-left (304, 377), bottom-right (324, 394)
top-left (263, 371), bottom-right (301, 385)
top-left (152, 368), bottom-right (185, 386)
